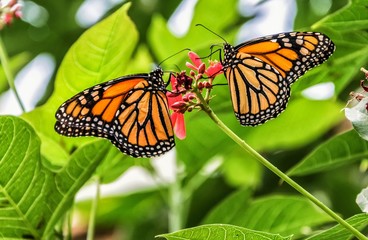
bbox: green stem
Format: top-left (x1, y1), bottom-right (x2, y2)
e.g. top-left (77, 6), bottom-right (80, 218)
top-left (87, 177), bottom-right (100, 240)
top-left (194, 89), bottom-right (368, 240)
top-left (0, 36), bottom-right (26, 112)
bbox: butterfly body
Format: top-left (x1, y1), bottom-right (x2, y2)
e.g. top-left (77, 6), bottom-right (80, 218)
top-left (55, 68), bottom-right (175, 158)
top-left (222, 32), bottom-right (335, 126)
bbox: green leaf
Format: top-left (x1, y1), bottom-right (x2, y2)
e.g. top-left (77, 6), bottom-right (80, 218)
top-left (313, 0), bottom-right (368, 32)
top-left (22, 2), bottom-right (139, 153)
top-left (324, 31), bottom-right (368, 94)
top-left (204, 194), bottom-right (332, 237)
top-left (292, 0), bottom-right (368, 94)
top-left (156, 224), bottom-right (292, 240)
top-left (288, 130), bottom-right (368, 176)
top-left (294, 0), bottom-right (348, 30)
top-left (311, 0), bottom-right (368, 94)
top-left (306, 213), bottom-right (368, 240)
top-left (0, 116), bottom-right (45, 239)
top-left (43, 140), bottom-right (112, 237)
top-left (0, 116), bottom-right (112, 238)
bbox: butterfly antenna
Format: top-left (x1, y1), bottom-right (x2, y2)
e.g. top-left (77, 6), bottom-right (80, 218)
top-left (158, 48), bottom-right (191, 67)
top-left (195, 24), bottom-right (227, 43)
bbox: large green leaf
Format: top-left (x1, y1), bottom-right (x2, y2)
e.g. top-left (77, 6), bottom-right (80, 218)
top-left (0, 116), bottom-right (111, 238)
top-left (294, 0), bottom-right (348, 30)
top-left (313, 0), bottom-right (368, 32)
top-left (288, 130), bottom-right (368, 176)
top-left (203, 194), bottom-right (332, 237)
top-left (156, 224), bottom-right (292, 240)
top-left (306, 213), bottom-right (368, 240)
top-left (22, 3), bottom-right (139, 154)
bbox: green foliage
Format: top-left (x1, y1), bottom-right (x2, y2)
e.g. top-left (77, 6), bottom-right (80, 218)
top-left (0, 0), bottom-right (367, 239)
top-left (0, 116), bottom-right (111, 238)
top-left (156, 224), bottom-right (292, 240)
top-left (204, 192), bottom-right (332, 237)
top-left (288, 130), bottom-right (368, 176)
top-left (306, 214), bottom-right (368, 240)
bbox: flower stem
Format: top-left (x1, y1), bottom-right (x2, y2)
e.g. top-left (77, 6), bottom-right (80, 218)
top-left (87, 177), bottom-right (100, 240)
top-left (0, 35), bottom-right (25, 112)
top-left (194, 89), bottom-right (368, 240)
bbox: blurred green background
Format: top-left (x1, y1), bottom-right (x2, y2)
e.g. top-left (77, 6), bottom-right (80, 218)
top-left (1, 0), bottom-right (367, 239)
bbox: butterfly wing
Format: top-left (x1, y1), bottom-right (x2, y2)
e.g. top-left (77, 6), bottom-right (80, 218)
top-left (235, 32), bottom-right (335, 84)
top-left (55, 69), bottom-right (175, 158)
top-left (225, 53), bottom-right (291, 126)
top-left (223, 32), bottom-right (335, 126)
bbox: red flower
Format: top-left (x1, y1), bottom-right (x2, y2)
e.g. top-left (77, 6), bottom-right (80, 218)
top-left (206, 60), bottom-right (223, 77)
top-left (186, 51), bottom-right (223, 78)
top-left (166, 75), bottom-right (187, 140)
top-left (165, 51), bottom-right (224, 140)
top-left (171, 112), bottom-right (186, 140)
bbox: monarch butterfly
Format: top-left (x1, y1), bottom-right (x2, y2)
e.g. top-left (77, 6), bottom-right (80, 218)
top-left (221, 31), bottom-right (335, 126)
top-left (54, 68), bottom-right (175, 158)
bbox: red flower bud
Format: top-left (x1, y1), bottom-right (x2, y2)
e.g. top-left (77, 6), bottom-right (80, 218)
top-left (182, 95), bottom-right (189, 102)
top-left (166, 92), bottom-right (181, 98)
top-left (204, 81), bottom-right (212, 89)
top-left (186, 93), bottom-right (196, 100)
top-left (171, 101), bottom-right (187, 110)
top-left (198, 63), bottom-right (206, 74)
top-left (197, 82), bottom-right (204, 90)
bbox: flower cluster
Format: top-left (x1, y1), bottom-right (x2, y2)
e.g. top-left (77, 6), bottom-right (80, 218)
top-left (166, 51), bottom-right (223, 139)
top-left (0, 0), bottom-right (22, 29)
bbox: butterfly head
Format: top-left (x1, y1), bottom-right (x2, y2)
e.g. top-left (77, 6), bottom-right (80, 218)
top-left (149, 67), bottom-right (167, 90)
top-left (222, 43), bottom-right (236, 68)
top-left (152, 67), bottom-right (164, 77)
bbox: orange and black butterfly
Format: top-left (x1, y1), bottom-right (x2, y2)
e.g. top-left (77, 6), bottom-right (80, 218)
top-left (55, 68), bottom-right (175, 158)
top-left (221, 31), bottom-right (335, 126)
